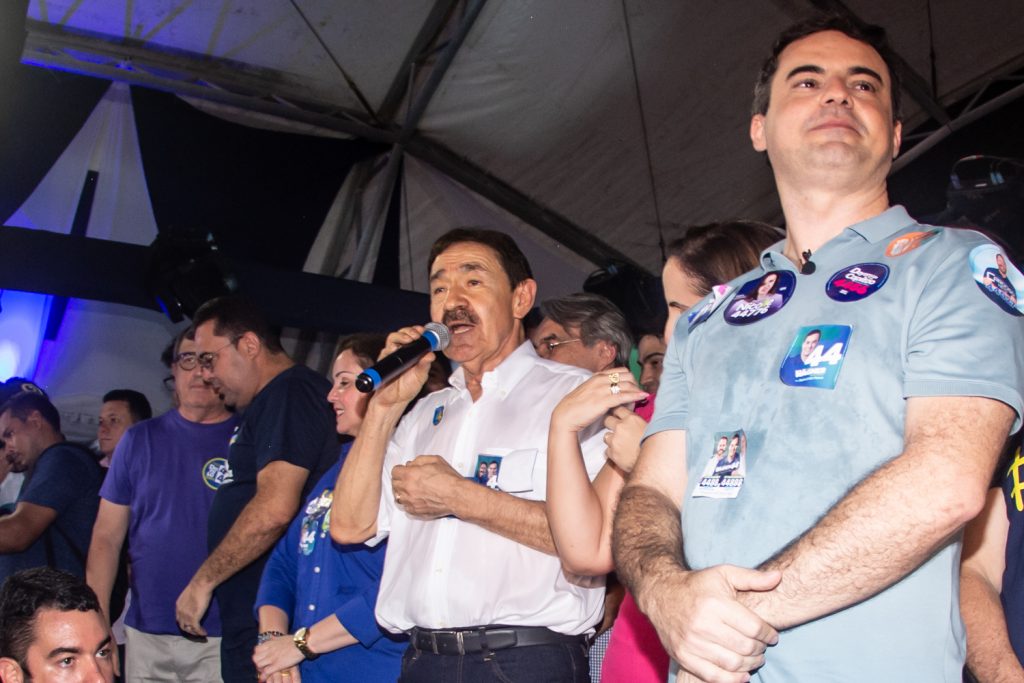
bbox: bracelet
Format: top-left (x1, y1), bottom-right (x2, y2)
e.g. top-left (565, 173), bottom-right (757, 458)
top-left (257, 630), bottom-right (285, 644)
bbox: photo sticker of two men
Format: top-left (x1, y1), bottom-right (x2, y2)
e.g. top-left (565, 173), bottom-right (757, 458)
top-left (779, 324), bottom-right (853, 390)
top-left (693, 430), bottom-right (746, 499)
top-left (473, 455), bottom-right (502, 490)
top-left (970, 243), bottom-right (1024, 316)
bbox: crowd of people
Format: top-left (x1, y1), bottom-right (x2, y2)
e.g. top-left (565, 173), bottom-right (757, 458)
top-left (2, 13), bottom-right (1024, 683)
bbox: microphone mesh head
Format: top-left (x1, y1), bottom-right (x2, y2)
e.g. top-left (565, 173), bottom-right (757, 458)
top-left (424, 322), bottom-right (451, 351)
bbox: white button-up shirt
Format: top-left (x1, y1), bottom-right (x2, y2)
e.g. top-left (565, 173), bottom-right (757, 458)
top-left (372, 342), bottom-right (607, 634)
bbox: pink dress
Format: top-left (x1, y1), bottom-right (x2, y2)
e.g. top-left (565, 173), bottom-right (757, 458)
top-left (602, 394), bottom-right (670, 682)
top-left (601, 591), bottom-right (670, 682)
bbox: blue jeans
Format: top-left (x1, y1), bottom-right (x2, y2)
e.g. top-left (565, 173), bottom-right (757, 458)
top-left (399, 641), bottom-right (590, 683)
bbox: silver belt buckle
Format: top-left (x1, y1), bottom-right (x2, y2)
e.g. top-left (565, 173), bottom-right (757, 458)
top-left (456, 630), bottom-right (466, 655)
top-left (430, 631), bottom-right (440, 655)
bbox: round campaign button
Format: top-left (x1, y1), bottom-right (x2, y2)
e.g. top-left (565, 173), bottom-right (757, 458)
top-left (825, 263), bottom-right (889, 302)
top-left (202, 457), bottom-right (231, 490)
top-left (723, 270), bottom-right (796, 326)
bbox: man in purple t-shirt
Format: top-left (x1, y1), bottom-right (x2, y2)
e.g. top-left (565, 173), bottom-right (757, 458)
top-left (87, 328), bottom-right (237, 681)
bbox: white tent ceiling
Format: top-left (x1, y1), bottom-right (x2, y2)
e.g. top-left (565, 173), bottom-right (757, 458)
top-left (21, 0), bottom-right (1024, 295)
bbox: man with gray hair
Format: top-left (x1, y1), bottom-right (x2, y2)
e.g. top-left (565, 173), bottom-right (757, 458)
top-left (534, 292), bottom-right (633, 373)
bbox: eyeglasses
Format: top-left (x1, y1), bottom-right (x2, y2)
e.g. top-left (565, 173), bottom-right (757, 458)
top-left (197, 339), bottom-right (237, 371)
top-left (540, 338), bottom-right (582, 353)
top-left (173, 352), bottom-right (198, 371)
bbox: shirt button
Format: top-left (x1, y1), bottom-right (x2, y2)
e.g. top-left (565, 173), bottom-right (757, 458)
top-left (313, 566), bottom-right (321, 574)
top-left (308, 604), bottom-right (315, 611)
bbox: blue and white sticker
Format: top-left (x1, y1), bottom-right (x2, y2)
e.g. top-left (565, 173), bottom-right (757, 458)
top-left (724, 271), bottom-right (796, 326)
top-left (779, 325), bottom-right (852, 389)
top-left (970, 244), bottom-right (1024, 316)
top-left (471, 454), bottom-right (503, 489)
top-left (826, 263), bottom-right (889, 302)
top-left (202, 457), bottom-right (231, 490)
top-left (693, 430), bottom-right (747, 499)
top-left (688, 284), bottom-right (734, 330)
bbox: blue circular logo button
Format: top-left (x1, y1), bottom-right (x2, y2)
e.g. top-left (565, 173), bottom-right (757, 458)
top-left (825, 263), bottom-right (889, 302)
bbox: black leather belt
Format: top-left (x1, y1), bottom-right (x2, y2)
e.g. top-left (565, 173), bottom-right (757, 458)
top-left (409, 626), bottom-right (586, 655)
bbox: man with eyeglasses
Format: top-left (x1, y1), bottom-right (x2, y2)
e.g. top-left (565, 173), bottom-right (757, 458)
top-left (175, 297), bottom-right (337, 683)
top-left (86, 327), bottom-right (237, 681)
top-left (534, 293), bottom-right (633, 374)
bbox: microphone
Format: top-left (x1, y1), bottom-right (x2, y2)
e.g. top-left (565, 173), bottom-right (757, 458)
top-left (801, 249), bottom-right (816, 275)
top-left (355, 323), bottom-right (451, 393)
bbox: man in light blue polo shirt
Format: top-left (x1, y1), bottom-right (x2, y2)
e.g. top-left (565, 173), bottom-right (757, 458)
top-left (613, 14), bottom-right (1024, 683)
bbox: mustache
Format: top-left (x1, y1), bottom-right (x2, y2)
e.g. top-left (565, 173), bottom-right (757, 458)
top-left (443, 307), bottom-right (479, 326)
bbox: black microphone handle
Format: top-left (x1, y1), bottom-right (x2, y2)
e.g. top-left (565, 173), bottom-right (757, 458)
top-left (355, 336), bottom-right (434, 393)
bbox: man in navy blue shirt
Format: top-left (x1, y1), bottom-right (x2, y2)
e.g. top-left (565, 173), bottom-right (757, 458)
top-left (174, 297), bottom-right (337, 683)
top-left (0, 391), bottom-right (103, 582)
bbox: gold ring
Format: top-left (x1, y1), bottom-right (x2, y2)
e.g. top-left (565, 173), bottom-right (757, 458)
top-left (608, 372), bottom-right (620, 384)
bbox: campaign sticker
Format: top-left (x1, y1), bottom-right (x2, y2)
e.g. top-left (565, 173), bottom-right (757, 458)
top-left (299, 488), bottom-right (333, 555)
top-left (723, 271), bottom-right (796, 326)
top-left (470, 454), bottom-right (503, 489)
top-left (826, 263), bottom-right (889, 302)
top-left (885, 229), bottom-right (941, 257)
top-left (202, 457), bottom-right (231, 490)
top-left (688, 284), bottom-right (735, 330)
top-left (970, 244), bottom-right (1024, 316)
top-left (693, 430), bottom-right (746, 499)
top-left (432, 405), bottom-right (445, 426)
top-left (779, 325), bottom-right (853, 389)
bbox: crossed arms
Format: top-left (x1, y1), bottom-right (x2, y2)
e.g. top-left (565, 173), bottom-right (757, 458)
top-left (613, 395), bottom-right (1014, 682)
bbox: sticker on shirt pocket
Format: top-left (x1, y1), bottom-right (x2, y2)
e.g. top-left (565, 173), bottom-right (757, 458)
top-left (693, 430), bottom-right (746, 499)
top-left (779, 325), bottom-right (852, 389)
top-left (470, 454), bottom-right (503, 489)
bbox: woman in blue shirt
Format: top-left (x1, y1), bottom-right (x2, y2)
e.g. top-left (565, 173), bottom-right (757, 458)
top-left (253, 333), bottom-right (405, 682)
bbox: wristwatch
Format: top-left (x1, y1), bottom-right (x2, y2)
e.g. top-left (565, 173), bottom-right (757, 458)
top-left (293, 626), bottom-right (319, 660)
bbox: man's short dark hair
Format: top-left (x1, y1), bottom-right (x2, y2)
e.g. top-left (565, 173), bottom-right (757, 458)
top-left (192, 296), bottom-right (284, 354)
top-left (428, 228), bottom-right (534, 290)
top-left (101, 389), bottom-right (153, 423)
top-left (752, 14), bottom-right (902, 122)
top-left (540, 293), bottom-right (634, 367)
top-left (0, 568), bottom-right (102, 667)
top-left (0, 391), bottom-right (61, 433)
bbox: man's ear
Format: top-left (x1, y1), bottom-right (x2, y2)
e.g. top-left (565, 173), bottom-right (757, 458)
top-left (597, 341), bottom-right (617, 369)
top-left (512, 279), bottom-right (538, 320)
top-left (237, 331), bottom-right (262, 360)
top-left (750, 114), bottom-right (767, 152)
top-left (0, 657), bottom-right (25, 683)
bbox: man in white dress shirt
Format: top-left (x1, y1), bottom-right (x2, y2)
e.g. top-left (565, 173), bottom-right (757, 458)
top-left (331, 228), bottom-right (607, 682)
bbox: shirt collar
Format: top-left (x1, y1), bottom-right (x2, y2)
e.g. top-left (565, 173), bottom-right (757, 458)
top-left (448, 341), bottom-right (537, 397)
top-left (759, 205), bottom-right (917, 271)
